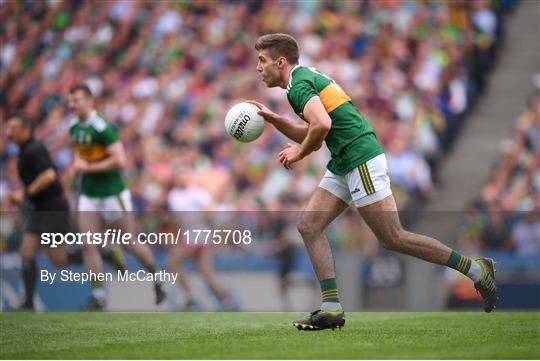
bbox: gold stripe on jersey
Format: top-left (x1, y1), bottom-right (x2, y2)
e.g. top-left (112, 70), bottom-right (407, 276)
top-left (319, 83), bottom-right (351, 113)
top-left (74, 144), bottom-right (108, 162)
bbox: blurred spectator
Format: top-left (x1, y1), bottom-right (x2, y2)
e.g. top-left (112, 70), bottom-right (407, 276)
top-left (511, 212), bottom-right (540, 256)
top-left (459, 85), bottom-right (540, 254)
top-left (386, 135), bottom-right (433, 199)
top-left (167, 169), bottom-right (213, 212)
top-left (480, 210), bottom-right (511, 250)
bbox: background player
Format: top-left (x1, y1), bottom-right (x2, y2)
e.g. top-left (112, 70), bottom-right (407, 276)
top-left (6, 114), bottom-right (83, 310)
top-left (68, 84), bottom-right (165, 310)
top-left (166, 169), bottom-right (235, 310)
top-left (248, 33), bottom-right (498, 330)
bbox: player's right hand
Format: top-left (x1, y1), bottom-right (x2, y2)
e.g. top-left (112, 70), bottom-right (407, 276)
top-left (72, 157), bottom-right (89, 174)
top-left (8, 189), bottom-right (24, 205)
top-left (245, 100), bottom-right (280, 124)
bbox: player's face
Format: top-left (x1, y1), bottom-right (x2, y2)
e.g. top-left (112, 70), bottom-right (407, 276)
top-left (68, 91), bottom-right (92, 117)
top-left (6, 118), bottom-right (25, 144)
top-left (256, 50), bottom-right (282, 88)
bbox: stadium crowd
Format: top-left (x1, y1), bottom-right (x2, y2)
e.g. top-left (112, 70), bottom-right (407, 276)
top-left (445, 88), bottom-right (539, 309)
top-left (457, 90), bottom-right (540, 255)
top-left (1, 0), bottom-right (514, 252)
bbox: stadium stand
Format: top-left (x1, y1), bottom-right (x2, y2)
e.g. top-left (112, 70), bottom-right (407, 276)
top-left (460, 91), bottom-right (539, 253)
top-left (447, 88), bottom-right (540, 309)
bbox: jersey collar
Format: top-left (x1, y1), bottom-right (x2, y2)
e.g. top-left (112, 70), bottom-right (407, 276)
top-left (286, 64), bottom-right (301, 92)
top-left (77, 110), bottom-right (97, 126)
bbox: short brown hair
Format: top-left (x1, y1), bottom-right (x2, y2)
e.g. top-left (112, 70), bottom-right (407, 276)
top-left (69, 83), bottom-right (93, 98)
top-left (255, 33), bottom-right (299, 65)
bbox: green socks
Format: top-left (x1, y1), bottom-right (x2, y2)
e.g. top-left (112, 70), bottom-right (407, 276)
top-left (446, 250), bottom-right (482, 281)
top-left (446, 250), bottom-right (472, 274)
top-left (320, 278), bottom-right (340, 303)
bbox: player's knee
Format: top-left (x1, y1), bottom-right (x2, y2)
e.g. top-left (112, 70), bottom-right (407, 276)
top-left (297, 217), bottom-right (322, 240)
top-left (377, 228), bottom-right (407, 251)
top-left (378, 237), bottom-right (393, 250)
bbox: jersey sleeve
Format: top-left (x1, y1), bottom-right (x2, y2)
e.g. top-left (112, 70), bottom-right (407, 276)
top-left (28, 143), bottom-right (55, 175)
top-left (288, 80), bottom-right (319, 114)
top-left (99, 122), bottom-right (119, 146)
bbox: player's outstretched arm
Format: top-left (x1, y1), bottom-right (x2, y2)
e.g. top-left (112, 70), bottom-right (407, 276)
top-left (245, 100), bottom-right (308, 144)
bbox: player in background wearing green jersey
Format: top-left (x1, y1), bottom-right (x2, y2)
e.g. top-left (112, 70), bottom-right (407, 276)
top-left (248, 34), bottom-right (498, 331)
top-left (68, 84), bottom-right (165, 310)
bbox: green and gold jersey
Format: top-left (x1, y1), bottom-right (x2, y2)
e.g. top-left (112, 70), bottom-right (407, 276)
top-left (70, 111), bottom-right (126, 198)
top-left (286, 65), bottom-right (384, 176)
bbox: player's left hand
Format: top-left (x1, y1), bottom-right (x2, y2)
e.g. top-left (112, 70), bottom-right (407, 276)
top-left (73, 158), bottom-right (89, 174)
top-left (278, 143), bottom-right (303, 170)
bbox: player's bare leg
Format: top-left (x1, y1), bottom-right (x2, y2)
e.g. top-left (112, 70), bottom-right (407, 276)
top-left (121, 238), bottom-right (166, 305)
top-left (111, 214), bottom-right (165, 304)
top-left (168, 245), bottom-right (196, 310)
top-left (297, 187), bottom-right (348, 281)
top-left (293, 187), bottom-right (348, 330)
top-left (45, 244), bottom-right (84, 267)
top-left (194, 250), bottom-right (234, 310)
top-left (357, 195), bottom-right (452, 263)
top-left (120, 241), bottom-right (157, 271)
top-left (79, 211), bottom-right (107, 310)
top-left (358, 194), bottom-right (498, 312)
top-left (79, 212), bottom-right (104, 273)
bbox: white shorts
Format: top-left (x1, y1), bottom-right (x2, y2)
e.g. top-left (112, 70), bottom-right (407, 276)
top-left (78, 189), bottom-right (133, 222)
top-left (319, 154), bottom-right (392, 208)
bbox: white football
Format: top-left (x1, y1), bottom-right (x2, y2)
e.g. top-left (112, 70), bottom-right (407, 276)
top-left (224, 102), bottom-right (265, 143)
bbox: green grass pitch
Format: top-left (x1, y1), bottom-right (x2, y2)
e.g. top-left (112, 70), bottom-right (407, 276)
top-left (1, 312), bottom-right (539, 359)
